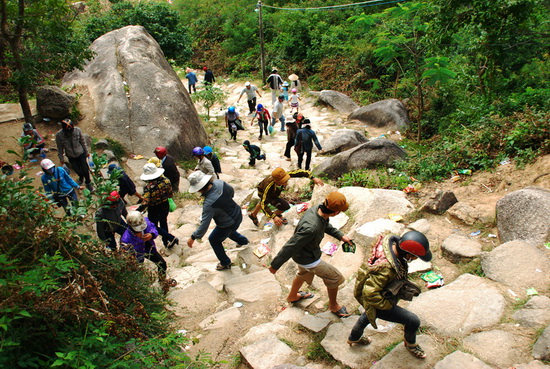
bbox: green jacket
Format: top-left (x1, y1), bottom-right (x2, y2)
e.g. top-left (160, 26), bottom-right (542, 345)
top-left (270, 206), bottom-right (343, 270)
top-left (354, 235), bottom-right (407, 329)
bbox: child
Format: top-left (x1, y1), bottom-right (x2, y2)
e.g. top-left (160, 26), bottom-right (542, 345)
top-left (250, 104), bottom-right (271, 140)
top-left (289, 88), bottom-right (302, 114)
top-left (242, 140), bottom-right (266, 167)
top-left (281, 81), bottom-right (290, 101)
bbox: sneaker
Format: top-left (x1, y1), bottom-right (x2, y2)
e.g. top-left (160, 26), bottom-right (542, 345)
top-left (215, 263), bottom-right (231, 271)
top-left (86, 183), bottom-right (95, 192)
top-left (285, 157), bottom-right (291, 161)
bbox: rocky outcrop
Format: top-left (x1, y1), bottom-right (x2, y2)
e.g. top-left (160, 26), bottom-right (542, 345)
top-left (36, 85), bottom-right (75, 119)
top-left (312, 90), bottom-right (359, 114)
top-left (318, 129), bottom-right (368, 155)
top-left (313, 138), bottom-right (406, 179)
top-left (63, 25), bottom-right (206, 159)
top-left (348, 99), bottom-right (410, 131)
top-left (481, 240), bottom-right (550, 295)
top-left (496, 187), bottom-right (550, 244)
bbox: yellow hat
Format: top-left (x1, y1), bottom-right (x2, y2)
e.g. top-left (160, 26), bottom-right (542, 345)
top-left (272, 167), bottom-right (290, 185)
top-left (324, 191), bottom-right (349, 212)
top-left (148, 156), bottom-right (161, 167)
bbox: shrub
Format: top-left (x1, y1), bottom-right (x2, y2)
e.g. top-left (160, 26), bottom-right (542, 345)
top-left (0, 170), bottom-right (213, 368)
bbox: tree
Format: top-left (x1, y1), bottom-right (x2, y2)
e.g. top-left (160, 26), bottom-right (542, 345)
top-left (0, 0), bottom-right (93, 121)
top-left (350, 2), bottom-right (456, 140)
top-left (191, 84), bottom-right (226, 119)
top-left (84, 1), bottom-right (192, 64)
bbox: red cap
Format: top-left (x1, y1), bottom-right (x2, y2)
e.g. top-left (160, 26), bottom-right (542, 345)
top-left (203, 67), bottom-right (208, 71)
top-left (106, 191), bottom-right (120, 202)
top-left (154, 146), bottom-right (167, 158)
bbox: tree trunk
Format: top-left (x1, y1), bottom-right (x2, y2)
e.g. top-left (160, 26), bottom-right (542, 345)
top-left (18, 85), bottom-right (32, 122)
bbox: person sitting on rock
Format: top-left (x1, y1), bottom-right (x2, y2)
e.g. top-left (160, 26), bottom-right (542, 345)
top-left (247, 167), bottom-right (323, 227)
top-left (186, 171), bottom-right (249, 271)
top-left (269, 191), bottom-right (352, 317)
top-left (242, 140), bottom-right (265, 167)
top-left (21, 122), bottom-right (45, 158)
top-left (348, 231), bottom-right (432, 359)
top-left (192, 146), bottom-right (216, 178)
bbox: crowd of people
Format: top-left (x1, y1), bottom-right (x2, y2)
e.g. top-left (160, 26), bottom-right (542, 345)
top-left (26, 70), bottom-right (431, 359)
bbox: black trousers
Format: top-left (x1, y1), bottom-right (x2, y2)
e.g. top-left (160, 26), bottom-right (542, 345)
top-left (349, 305), bottom-right (421, 344)
top-left (247, 97), bottom-right (257, 114)
top-left (68, 153), bottom-right (91, 184)
top-left (144, 247), bottom-right (167, 278)
top-left (297, 149), bottom-right (312, 171)
top-left (284, 140), bottom-right (294, 158)
top-left (147, 201), bottom-right (175, 246)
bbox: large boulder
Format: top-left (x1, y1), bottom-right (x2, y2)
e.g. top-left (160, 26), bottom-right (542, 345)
top-left (496, 187), bottom-right (550, 244)
top-left (36, 85), bottom-right (75, 119)
top-left (313, 90), bottom-right (359, 114)
top-left (313, 138), bottom-right (406, 179)
top-left (319, 129), bottom-right (368, 155)
top-left (348, 99), bottom-right (410, 131)
top-left (62, 25), bottom-right (207, 159)
top-left (480, 240), bottom-right (550, 295)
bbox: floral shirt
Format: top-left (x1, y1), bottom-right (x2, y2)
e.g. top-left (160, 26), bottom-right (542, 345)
top-left (140, 176), bottom-right (172, 207)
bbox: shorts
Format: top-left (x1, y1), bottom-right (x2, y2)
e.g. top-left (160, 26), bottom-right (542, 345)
top-left (296, 260), bottom-right (345, 289)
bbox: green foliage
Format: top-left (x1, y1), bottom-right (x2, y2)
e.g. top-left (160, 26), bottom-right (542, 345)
top-left (0, 0), bottom-right (94, 118)
top-left (83, 1), bottom-right (192, 64)
top-left (335, 168), bottom-right (411, 190)
top-left (0, 170), bottom-right (213, 368)
top-left (191, 85), bottom-right (226, 119)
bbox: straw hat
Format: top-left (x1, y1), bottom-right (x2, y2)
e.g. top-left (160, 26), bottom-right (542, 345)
top-left (288, 74), bottom-right (299, 81)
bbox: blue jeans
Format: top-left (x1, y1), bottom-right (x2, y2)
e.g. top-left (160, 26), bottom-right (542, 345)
top-left (349, 304), bottom-right (420, 344)
top-left (272, 115), bottom-right (286, 131)
top-left (208, 214), bottom-right (248, 266)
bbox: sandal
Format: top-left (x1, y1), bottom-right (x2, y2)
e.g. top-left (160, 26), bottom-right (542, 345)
top-left (248, 212), bottom-right (260, 227)
top-left (166, 278), bottom-right (178, 287)
top-left (405, 342), bottom-right (427, 359)
top-left (288, 291), bottom-right (314, 304)
top-left (331, 306), bottom-right (351, 318)
top-left (215, 263), bottom-right (231, 271)
top-left (347, 336), bottom-right (372, 346)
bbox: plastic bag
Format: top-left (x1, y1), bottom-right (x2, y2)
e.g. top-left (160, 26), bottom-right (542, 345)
top-left (168, 198), bottom-right (177, 212)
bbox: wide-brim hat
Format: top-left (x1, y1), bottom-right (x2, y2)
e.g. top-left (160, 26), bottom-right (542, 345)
top-left (272, 167), bottom-right (290, 185)
top-left (288, 74), bottom-right (299, 81)
top-left (188, 171), bottom-right (212, 193)
top-left (140, 163), bottom-right (164, 180)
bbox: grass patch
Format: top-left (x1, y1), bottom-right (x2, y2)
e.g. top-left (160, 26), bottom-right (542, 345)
top-left (228, 353), bottom-right (242, 368)
top-left (178, 158), bottom-right (198, 171)
top-left (279, 338), bottom-right (299, 350)
top-left (457, 258), bottom-right (484, 277)
top-left (105, 138), bottom-right (126, 160)
top-left (384, 339), bottom-right (401, 353)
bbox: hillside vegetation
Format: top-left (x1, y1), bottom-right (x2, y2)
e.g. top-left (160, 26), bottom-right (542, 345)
top-left (0, 1), bottom-right (548, 366)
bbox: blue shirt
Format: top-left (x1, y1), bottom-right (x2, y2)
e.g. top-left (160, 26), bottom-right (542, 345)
top-left (186, 72), bottom-right (198, 85)
top-left (41, 166), bottom-right (79, 198)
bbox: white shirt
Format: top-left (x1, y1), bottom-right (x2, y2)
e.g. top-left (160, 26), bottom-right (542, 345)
top-left (273, 100), bottom-right (284, 119)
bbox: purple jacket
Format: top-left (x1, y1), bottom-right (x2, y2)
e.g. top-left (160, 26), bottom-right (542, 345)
top-left (120, 217), bottom-right (158, 262)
